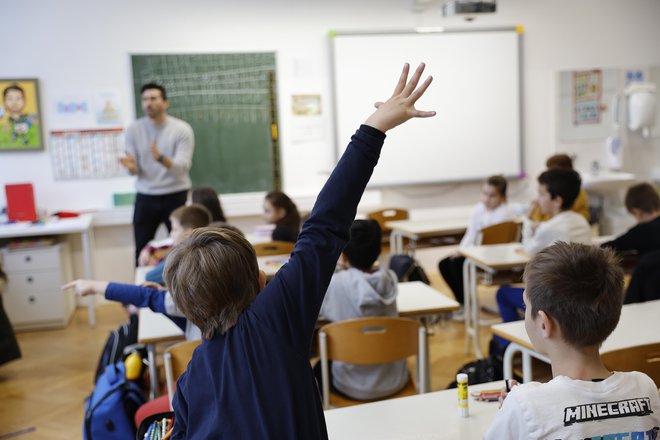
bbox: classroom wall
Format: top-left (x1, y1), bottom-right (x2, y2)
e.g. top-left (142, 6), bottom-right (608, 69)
top-left (2, 0), bottom-right (659, 282)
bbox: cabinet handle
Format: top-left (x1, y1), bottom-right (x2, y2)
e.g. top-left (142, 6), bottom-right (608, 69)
top-left (25, 255), bottom-right (32, 263)
top-left (28, 296), bottom-right (36, 303)
top-left (26, 276), bottom-right (34, 283)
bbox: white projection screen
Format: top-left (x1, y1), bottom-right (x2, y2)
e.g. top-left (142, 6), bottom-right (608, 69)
top-left (331, 28), bottom-right (523, 187)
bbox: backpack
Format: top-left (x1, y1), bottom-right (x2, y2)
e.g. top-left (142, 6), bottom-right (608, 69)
top-left (447, 355), bottom-right (504, 389)
top-left (84, 361), bottom-right (145, 440)
top-left (389, 255), bottom-right (430, 284)
top-left (94, 314), bottom-right (139, 383)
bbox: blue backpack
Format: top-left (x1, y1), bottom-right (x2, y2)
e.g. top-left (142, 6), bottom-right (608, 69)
top-left (83, 361), bottom-right (145, 440)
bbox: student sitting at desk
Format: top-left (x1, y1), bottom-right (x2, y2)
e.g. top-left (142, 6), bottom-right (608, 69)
top-left (437, 175), bottom-right (512, 315)
top-left (528, 153), bottom-right (590, 224)
top-left (263, 190), bottom-right (301, 243)
top-left (143, 204), bottom-right (211, 286)
top-left (494, 169), bottom-right (591, 351)
top-left (154, 63), bottom-right (434, 438)
top-left (484, 242), bottom-right (660, 439)
top-left (317, 219), bottom-right (407, 400)
top-left (601, 182), bottom-right (660, 256)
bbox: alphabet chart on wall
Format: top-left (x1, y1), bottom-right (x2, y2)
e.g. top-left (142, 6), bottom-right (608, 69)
top-left (49, 128), bottom-right (128, 180)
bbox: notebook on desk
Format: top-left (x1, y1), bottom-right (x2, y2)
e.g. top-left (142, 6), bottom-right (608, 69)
top-left (5, 183), bottom-right (37, 222)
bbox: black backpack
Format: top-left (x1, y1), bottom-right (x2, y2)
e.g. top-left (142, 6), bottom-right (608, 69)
top-left (94, 314), bottom-right (139, 383)
top-left (447, 356), bottom-right (503, 389)
top-left (389, 255), bottom-right (430, 284)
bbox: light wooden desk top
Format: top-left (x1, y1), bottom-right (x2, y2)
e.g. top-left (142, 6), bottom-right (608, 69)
top-left (137, 307), bottom-right (185, 344)
top-left (385, 218), bottom-right (468, 237)
top-left (257, 254), bottom-right (289, 279)
top-left (458, 243), bottom-right (530, 270)
top-left (491, 299), bottom-right (660, 353)
top-left (397, 281), bottom-right (460, 317)
top-left (324, 381), bottom-right (504, 439)
top-left (0, 214), bottom-right (93, 238)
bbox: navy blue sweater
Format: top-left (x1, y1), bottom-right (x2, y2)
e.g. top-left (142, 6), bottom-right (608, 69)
top-left (171, 126), bottom-right (385, 439)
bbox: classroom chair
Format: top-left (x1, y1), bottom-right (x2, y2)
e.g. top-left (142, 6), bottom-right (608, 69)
top-left (367, 208), bottom-right (409, 245)
top-left (252, 240), bottom-right (295, 257)
top-left (477, 221), bottom-right (521, 246)
top-left (602, 342), bottom-right (660, 386)
top-left (318, 317), bottom-right (427, 410)
top-left (164, 339), bottom-right (203, 410)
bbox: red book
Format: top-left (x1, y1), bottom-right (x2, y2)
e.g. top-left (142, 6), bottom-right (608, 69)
top-left (5, 183), bottom-right (38, 222)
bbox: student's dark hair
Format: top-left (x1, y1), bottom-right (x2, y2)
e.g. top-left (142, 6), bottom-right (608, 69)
top-left (3, 84), bottom-right (24, 99)
top-left (343, 220), bottom-right (382, 271)
top-left (191, 186), bottom-right (227, 223)
top-left (624, 183), bottom-right (660, 214)
top-left (140, 82), bottom-right (167, 101)
top-left (537, 168), bottom-right (581, 210)
top-left (170, 204), bottom-right (212, 229)
top-left (265, 191), bottom-right (301, 231)
top-left (545, 154), bottom-right (574, 170)
top-left (164, 227), bottom-right (259, 338)
top-left (523, 242), bottom-right (624, 348)
top-left (486, 175), bottom-right (508, 199)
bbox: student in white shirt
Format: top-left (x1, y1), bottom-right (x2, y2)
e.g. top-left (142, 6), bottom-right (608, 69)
top-left (438, 175), bottom-right (512, 310)
top-left (484, 242), bottom-right (660, 439)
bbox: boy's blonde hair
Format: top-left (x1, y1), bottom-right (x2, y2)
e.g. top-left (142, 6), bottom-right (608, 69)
top-left (523, 242), bottom-right (624, 348)
top-left (164, 226), bottom-right (260, 338)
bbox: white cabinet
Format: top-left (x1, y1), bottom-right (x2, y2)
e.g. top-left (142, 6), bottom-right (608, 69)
top-left (1, 243), bottom-right (75, 331)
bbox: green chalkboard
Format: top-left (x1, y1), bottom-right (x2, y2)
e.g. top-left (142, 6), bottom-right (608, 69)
top-left (131, 53), bottom-right (280, 194)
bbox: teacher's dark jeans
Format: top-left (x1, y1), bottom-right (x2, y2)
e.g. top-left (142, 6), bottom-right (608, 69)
top-left (133, 190), bottom-right (188, 266)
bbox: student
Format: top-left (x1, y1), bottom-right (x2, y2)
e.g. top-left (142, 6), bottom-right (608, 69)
top-left (528, 153), bottom-right (590, 223)
top-left (601, 182), bottom-right (660, 256)
top-left (162, 63), bottom-right (434, 438)
top-left (263, 190), bottom-right (301, 242)
top-left (495, 168), bottom-right (591, 338)
top-left (437, 175), bottom-right (512, 310)
top-left (188, 186), bottom-right (228, 226)
top-left (318, 219), bottom-right (407, 400)
top-left (484, 242), bottom-right (660, 439)
top-left (144, 204), bottom-right (211, 285)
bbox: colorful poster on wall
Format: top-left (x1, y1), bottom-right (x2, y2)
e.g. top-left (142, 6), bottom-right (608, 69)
top-left (0, 78), bottom-right (43, 150)
top-left (573, 70), bottom-right (602, 125)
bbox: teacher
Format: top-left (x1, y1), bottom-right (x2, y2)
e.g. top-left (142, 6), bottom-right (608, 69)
top-left (119, 83), bottom-right (194, 265)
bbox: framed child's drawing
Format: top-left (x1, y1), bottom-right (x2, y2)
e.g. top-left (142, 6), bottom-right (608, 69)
top-left (0, 78), bottom-right (43, 150)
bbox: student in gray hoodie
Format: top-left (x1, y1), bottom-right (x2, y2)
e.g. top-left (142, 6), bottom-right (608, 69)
top-left (319, 219), bottom-right (408, 400)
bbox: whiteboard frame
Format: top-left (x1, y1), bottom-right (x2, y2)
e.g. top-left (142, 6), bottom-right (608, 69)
top-left (330, 27), bottom-right (524, 187)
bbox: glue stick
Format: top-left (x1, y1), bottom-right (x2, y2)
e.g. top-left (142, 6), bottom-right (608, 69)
top-left (457, 373), bottom-right (469, 417)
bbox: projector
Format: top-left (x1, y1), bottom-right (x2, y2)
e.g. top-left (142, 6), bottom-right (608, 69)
top-left (442, 0), bottom-right (496, 18)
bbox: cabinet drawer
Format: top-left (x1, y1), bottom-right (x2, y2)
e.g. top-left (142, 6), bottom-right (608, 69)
top-left (5, 270), bottom-right (63, 294)
top-left (2, 246), bottom-right (61, 272)
top-left (3, 287), bottom-right (65, 325)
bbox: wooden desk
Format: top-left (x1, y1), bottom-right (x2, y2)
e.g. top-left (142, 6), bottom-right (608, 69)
top-left (459, 243), bottom-right (529, 358)
top-left (491, 299), bottom-right (660, 382)
top-left (386, 218), bottom-right (468, 255)
top-left (325, 380), bottom-right (504, 439)
top-left (0, 214), bottom-right (96, 326)
top-left (257, 254), bottom-right (289, 279)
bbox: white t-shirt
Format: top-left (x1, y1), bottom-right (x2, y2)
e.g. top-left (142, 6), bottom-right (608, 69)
top-left (522, 210), bottom-right (592, 255)
top-left (484, 371), bottom-right (660, 439)
top-left (460, 202), bottom-right (514, 248)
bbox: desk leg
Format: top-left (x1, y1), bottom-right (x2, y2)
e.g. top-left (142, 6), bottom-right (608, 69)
top-left (81, 229), bottom-right (96, 327)
top-left (390, 231), bottom-right (400, 255)
top-left (463, 259), bottom-right (483, 358)
top-left (503, 343), bottom-right (520, 380)
top-left (503, 342), bottom-right (551, 383)
top-left (420, 316), bottom-right (431, 392)
top-left (147, 343), bottom-right (158, 400)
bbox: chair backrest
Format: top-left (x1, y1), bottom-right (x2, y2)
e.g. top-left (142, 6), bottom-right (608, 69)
top-left (478, 221), bottom-right (521, 245)
top-left (602, 342), bottom-right (660, 385)
top-left (367, 208), bottom-right (409, 233)
top-left (252, 240), bottom-right (295, 257)
top-left (164, 339), bottom-right (202, 409)
top-left (318, 317), bottom-right (427, 409)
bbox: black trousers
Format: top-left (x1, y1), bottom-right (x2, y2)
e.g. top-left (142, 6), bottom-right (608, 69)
top-left (438, 255), bottom-right (466, 305)
top-left (133, 190), bottom-right (188, 265)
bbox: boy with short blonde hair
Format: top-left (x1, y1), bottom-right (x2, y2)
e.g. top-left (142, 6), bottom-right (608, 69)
top-left (485, 242), bottom-right (660, 439)
top-left (165, 63), bottom-right (435, 439)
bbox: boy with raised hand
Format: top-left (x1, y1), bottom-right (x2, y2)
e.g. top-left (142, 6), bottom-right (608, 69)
top-left (164, 63), bottom-right (434, 439)
top-left (484, 242), bottom-right (660, 439)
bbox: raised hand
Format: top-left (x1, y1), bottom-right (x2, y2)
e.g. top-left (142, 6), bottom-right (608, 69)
top-left (364, 63), bottom-right (435, 133)
top-left (61, 279), bottom-right (109, 297)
